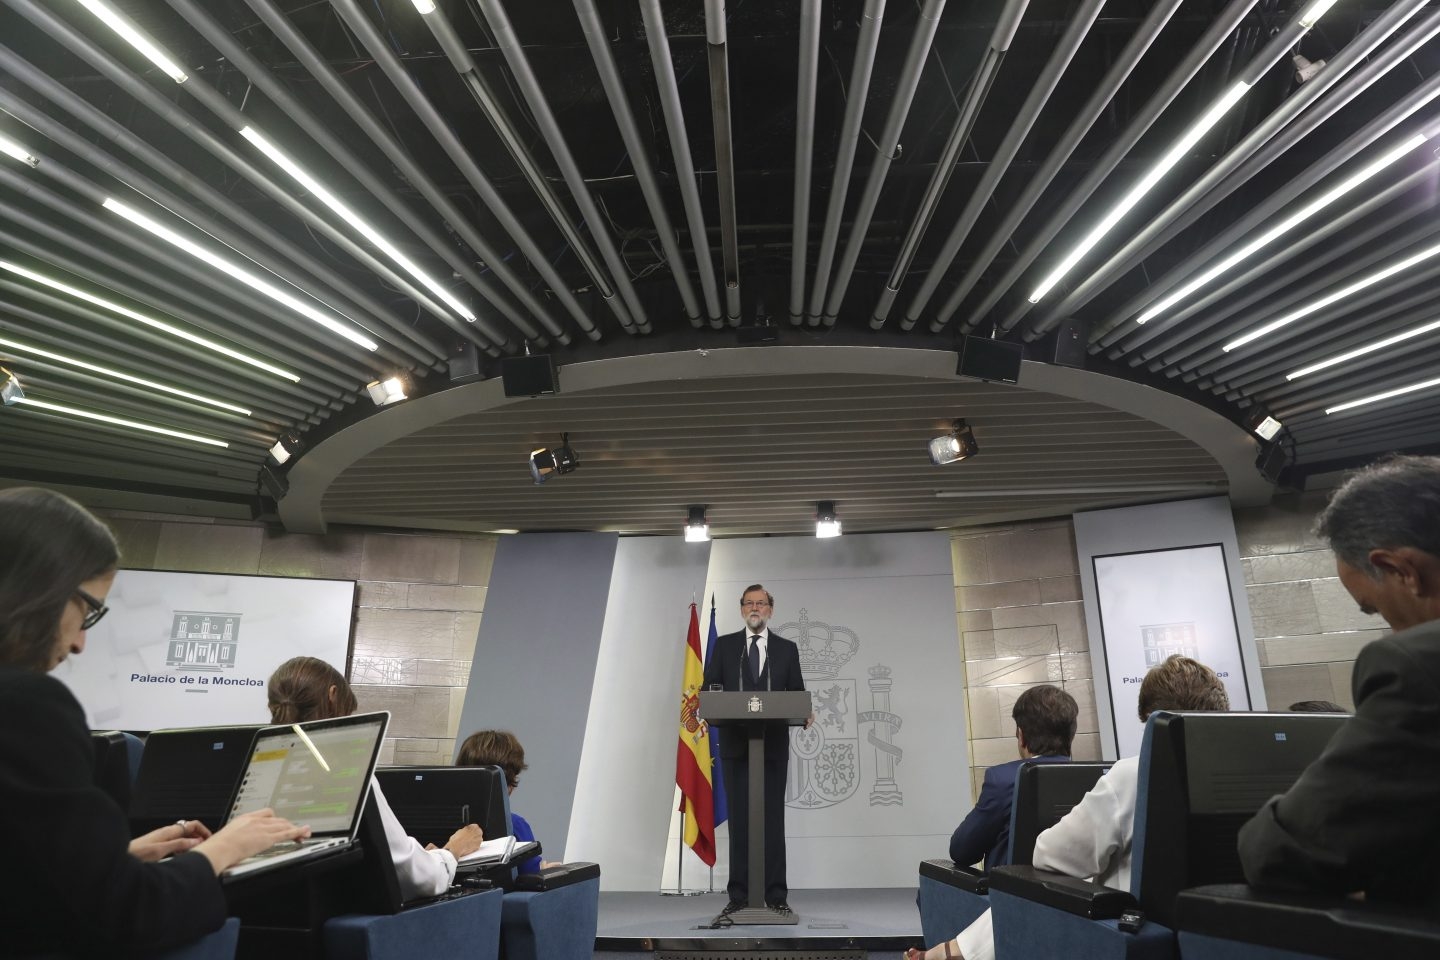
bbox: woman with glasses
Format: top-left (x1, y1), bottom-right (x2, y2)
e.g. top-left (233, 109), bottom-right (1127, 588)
top-left (0, 487), bottom-right (310, 957)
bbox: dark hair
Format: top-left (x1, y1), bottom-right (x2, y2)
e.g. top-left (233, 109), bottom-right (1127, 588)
top-left (1137, 655), bottom-right (1229, 721)
top-left (267, 656), bottom-right (356, 724)
top-left (456, 730), bottom-right (528, 788)
top-left (1315, 454), bottom-right (1440, 577)
top-left (1289, 699), bottom-right (1347, 713)
top-left (739, 584), bottom-right (774, 607)
top-left (1012, 684), bottom-right (1079, 756)
top-left (0, 487), bottom-right (119, 671)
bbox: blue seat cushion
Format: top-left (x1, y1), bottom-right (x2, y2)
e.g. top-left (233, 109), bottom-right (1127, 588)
top-left (500, 877), bottom-right (600, 960)
top-left (991, 888), bottom-right (1175, 960)
top-left (324, 888), bottom-right (502, 960)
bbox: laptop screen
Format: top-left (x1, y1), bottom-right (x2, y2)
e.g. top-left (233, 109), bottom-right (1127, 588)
top-left (228, 713), bottom-right (386, 837)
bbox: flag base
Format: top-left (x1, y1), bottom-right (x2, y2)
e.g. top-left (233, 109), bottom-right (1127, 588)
top-left (659, 887), bottom-right (708, 896)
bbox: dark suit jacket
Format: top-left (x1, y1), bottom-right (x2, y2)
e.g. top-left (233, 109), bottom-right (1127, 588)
top-left (950, 753), bottom-right (1071, 871)
top-left (703, 628), bottom-right (806, 760)
top-left (1238, 620), bottom-right (1440, 910)
top-left (0, 667), bottom-right (227, 956)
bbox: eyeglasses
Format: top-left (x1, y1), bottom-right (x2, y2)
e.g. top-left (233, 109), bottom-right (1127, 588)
top-left (741, 599), bottom-right (771, 609)
top-left (74, 588), bottom-right (109, 630)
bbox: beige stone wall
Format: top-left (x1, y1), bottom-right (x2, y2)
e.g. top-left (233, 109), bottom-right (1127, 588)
top-left (1235, 492), bottom-right (1384, 711)
top-left (951, 519), bottom-right (1100, 805)
top-left (100, 510), bottom-right (497, 766)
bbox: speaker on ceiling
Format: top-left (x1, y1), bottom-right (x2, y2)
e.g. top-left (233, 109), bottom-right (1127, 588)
top-left (447, 341), bottom-right (483, 384)
top-left (956, 335), bottom-right (1023, 384)
top-left (1051, 317), bottom-right (1091, 368)
top-left (501, 354), bottom-right (558, 397)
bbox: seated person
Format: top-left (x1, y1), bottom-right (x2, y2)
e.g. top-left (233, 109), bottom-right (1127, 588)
top-left (456, 729), bottom-right (554, 874)
top-left (0, 487), bottom-right (308, 956)
top-left (950, 684), bottom-right (1078, 871)
top-left (1239, 455), bottom-right (1440, 911)
top-left (267, 656), bottom-right (483, 899)
top-left (907, 655), bottom-right (1230, 960)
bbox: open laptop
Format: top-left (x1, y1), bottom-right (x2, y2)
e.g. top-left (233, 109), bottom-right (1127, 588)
top-left (220, 711), bottom-right (389, 882)
top-left (129, 724), bottom-right (264, 837)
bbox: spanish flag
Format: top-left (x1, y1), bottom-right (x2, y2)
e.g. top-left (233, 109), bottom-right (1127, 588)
top-left (676, 601), bottom-right (716, 866)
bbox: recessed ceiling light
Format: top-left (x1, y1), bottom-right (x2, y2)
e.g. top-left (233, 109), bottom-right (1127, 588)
top-left (8, 395), bottom-right (228, 447)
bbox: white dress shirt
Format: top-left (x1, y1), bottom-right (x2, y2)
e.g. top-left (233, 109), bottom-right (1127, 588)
top-left (370, 777), bottom-right (458, 900)
top-left (746, 628), bottom-right (769, 677)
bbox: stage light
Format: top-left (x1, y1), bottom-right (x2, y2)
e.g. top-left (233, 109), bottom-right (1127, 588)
top-left (1244, 407), bottom-right (1283, 441)
top-left (268, 434), bottom-right (304, 465)
top-left (1325, 374), bottom-right (1440, 415)
top-left (928, 419), bottom-right (979, 465)
top-left (77, 0), bottom-right (189, 83)
top-left (1292, 54), bottom-right (1326, 84)
top-left (1, 366), bottom-right (22, 405)
top-left (815, 500), bottom-right (842, 539)
top-left (365, 377), bottom-right (407, 406)
top-left (685, 506), bottom-right (710, 542)
top-left (529, 433), bottom-right (579, 484)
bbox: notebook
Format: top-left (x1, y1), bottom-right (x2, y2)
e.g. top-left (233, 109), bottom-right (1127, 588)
top-left (219, 711), bottom-right (389, 882)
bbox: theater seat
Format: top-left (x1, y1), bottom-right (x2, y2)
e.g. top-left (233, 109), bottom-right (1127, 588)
top-left (1175, 884), bottom-right (1440, 960)
top-left (918, 859), bottom-right (991, 947)
top-left (501, 864), bottom-right (601, 960)
top-left (324, 887), bottom-right (502, 960)
top-left (156, 918), bottom-right (241, 960)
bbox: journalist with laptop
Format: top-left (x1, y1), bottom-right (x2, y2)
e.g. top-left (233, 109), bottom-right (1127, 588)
top-left (0, 487), bottom-right (310, 957)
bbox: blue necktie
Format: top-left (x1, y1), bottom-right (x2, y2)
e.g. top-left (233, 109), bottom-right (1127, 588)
top-left (748, 635), bottom-right (762, 683)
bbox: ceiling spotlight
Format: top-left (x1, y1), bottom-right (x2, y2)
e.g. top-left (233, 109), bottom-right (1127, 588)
top-left (685, 506), bottom-right (710, 543)
top-left (1243, 407), bottom-right (1283, 442)
top-left (1, 366), bottom-right (23, 406)
top-left (268, 434), bottom-right (304, 466)
top-left (815, 500), bottom-right (842, 539)
top-left (365, 377), bottom-right (407, 406)
top-left (928, 419), bottom-right (980, 465)
top-left (530, 433), bottom-right (579, 484)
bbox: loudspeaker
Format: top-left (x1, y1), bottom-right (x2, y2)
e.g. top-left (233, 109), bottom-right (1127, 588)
top-left (501, 354), bottom-right (558, 397)
top-left (1256, 440), bottom-right (1287, 484)
top-left (1052, 317), bottom-right (1090, 368)
top-left (957, 335), bottom-right (1023, 384)
top-left (447, 342), bottom-right (482, 383)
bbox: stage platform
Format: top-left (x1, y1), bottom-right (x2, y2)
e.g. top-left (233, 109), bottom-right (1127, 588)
top-left (595, 888), bottom-right (923, 959)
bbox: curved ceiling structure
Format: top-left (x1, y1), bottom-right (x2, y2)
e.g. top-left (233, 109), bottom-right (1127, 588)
top-left (0, 0), bottom-right (1437, 532)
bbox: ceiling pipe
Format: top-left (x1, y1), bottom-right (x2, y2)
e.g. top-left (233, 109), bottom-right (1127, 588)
top-left (2, 0), bottom-right (453, 365)
top-left (637, 0), bottom-right (723, 328)
top-left (239, 0), bottom-right (562, 346)
top-left (871, 0), bottom-right (1027, 329)
top-left (1026, 1), bottom-right (1421, 338)
top-left (0, 48), bottom-right (466, 365)
top-left (472, 0), bottom-right (647, 335)
top-left (323, 0), bottom-right (601, 342)
top-left (805, 0), bottom-right (887, 326)
top-left (943, 0), bottom-right (1183, 334)
top-left (704, 0), bottom-right (744, 325)
top-left (789, 0), bottom-right (822, 327)
top-left (969, 0), bottom-right (1260, 337)
top-left (820, 0), bottom-right (947, 327)
top-left (570, 0), bottom-right (702, 327)
top-left (1115, 164), bottom-right (1440, 361)
top-left (1064, 0), bottom-right (1437, 344)
top-left (165, 0), bottom-right (515, 353)
top-left (411, 3), bottom-right (620, 337)
top-left (0, 165), bottom-right (386, 384)
top-left (917, 0), bottom-right (1103, 333)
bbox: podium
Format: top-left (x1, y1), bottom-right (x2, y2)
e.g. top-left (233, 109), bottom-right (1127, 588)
top-left (698, 690), bottom-right (812, 925)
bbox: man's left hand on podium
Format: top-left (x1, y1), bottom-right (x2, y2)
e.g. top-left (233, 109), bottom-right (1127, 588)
top-left (804, 712), bottom-right (814, 730)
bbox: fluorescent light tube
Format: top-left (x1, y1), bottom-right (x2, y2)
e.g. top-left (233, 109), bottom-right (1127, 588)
top-left (1030, 81), bottom-right (1252, 303)
top-left (1326, 374), bottom-right (1440, 414)
top-left (0, 133), bottom-right (38, 167)
top-left (103, 198), bottom-right (379, 351)
top-left (1225, 240), bottom-right (1440, 352)
top-left (10, 396), bottom-right (228, 447)
top-left (1137, 134), bottom-right (1427, 325)
top-left (77, 0), bottom-right (189, 83)
top-left (0, 260), bottom-right (300, 382)
top-left (238, 127), bottom-right (476, 322)
top-left (0, 334), bottom-right (251, 415)
top-left (1298, 0), bottom-right (1341, 28)
top-left (412, 0), bottom-right (438, 12)
top-left (1289, 315), bottom-right (1440, 380)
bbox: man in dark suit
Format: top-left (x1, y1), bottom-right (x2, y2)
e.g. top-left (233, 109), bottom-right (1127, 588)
top-left (701, 583), bottom-right (810, 915)
top-left (1239, 455), bottom-right (1440, 912)
top-left (950, 684), bottom-right (1078, 871)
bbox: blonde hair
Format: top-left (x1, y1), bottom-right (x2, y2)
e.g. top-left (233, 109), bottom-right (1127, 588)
top-left (1137, 655), bottom-right (1229, 720)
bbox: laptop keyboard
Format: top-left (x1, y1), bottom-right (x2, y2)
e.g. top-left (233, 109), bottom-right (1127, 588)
top-left (224, 837), bottom-right (348, 877)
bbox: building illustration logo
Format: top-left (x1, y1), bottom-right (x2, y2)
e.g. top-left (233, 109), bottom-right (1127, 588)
top-left (164, 611), bottom-right (242, 672)
top-left (777, 609), bottom-right (904, 809)
top-left (1140, 621), bottom-right (1199, 666)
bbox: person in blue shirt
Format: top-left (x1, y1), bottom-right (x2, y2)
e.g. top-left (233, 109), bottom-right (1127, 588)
top-left (949, 684), bottom-right (1079, 870)
top-left (457, 729), bottom-right (554, 875)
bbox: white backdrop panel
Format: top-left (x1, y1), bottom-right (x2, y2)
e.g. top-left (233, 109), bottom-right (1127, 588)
top-left (56, 569), bottom-right (355, 730)
top-left (697, 532), bottom-right (968, 889)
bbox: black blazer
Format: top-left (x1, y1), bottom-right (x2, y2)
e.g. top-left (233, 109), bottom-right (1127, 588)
top-left (703, 629), bottom-right (806, 759)
top-left (0, 667), bottom-right (227, 956)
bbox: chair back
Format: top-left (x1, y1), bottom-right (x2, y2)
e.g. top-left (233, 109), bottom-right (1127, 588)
top-left (1008, 761), bottom-right (1112, 866)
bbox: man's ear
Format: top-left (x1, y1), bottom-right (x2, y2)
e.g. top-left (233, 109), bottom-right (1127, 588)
top-left (1378, 546), bottom-right (1440, 597)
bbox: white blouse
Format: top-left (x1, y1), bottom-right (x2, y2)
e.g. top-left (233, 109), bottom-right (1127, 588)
top-left (369, 777), bottom-right (457, 900)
